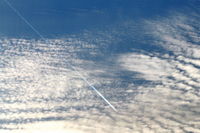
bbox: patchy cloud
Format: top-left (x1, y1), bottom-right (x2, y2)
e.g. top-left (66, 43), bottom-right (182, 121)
top-left (0, 7), bottom-right (200, 133)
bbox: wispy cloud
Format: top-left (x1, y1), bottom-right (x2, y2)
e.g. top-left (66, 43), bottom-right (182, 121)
top-left (0, 7), bottom-right (200, 133)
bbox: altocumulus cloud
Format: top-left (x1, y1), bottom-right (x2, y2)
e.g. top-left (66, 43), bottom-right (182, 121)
top-left (0, 8), bottom-right (200, 133)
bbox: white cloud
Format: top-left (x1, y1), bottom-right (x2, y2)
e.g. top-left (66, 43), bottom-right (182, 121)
top-left (1, 8), bottom-right (200, 133)
top-left (118, 53), bottom-right (174, 81)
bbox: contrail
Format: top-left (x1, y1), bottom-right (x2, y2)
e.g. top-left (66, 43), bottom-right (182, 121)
top-left (73, 68), bottom-right (117, 112)
top-left (3, 0), bottom-right (45, 40)
top-left (3, 0), bottom-right (117, 112)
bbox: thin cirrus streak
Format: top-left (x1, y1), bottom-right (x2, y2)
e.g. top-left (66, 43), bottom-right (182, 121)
top-left (1, 0), bottom-right (200, 132)
top-left (2, 0), bottom-right (117, 112)
top-left (0, 7), bottom-right (200, 132)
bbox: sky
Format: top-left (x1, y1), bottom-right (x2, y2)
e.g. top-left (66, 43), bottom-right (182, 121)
top-left (0, 0), bottom-right (200, 133)
top-left (0, 0), bottom-right (192, 37)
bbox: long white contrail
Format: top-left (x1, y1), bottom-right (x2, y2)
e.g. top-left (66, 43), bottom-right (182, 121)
top-left (3, 0), bottom-right (117, 112)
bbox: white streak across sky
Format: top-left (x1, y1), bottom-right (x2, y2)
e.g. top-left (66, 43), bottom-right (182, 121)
top-left (0, 1), bottom-right (200, 133)
top-left (2, 0), bottom-right (117, 112)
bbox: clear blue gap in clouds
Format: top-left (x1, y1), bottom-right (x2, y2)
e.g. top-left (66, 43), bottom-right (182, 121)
top-left (0, 0), bottom-right (190, 38)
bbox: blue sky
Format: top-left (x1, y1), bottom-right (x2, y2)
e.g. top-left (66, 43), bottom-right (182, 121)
top-left (0, 0), bottom-right (191, 38)
top-left (0, 0), bottom-right (200, 132)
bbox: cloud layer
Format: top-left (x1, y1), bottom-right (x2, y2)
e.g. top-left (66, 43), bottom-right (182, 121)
top-left (0, 6), bottom-right (200, 133)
